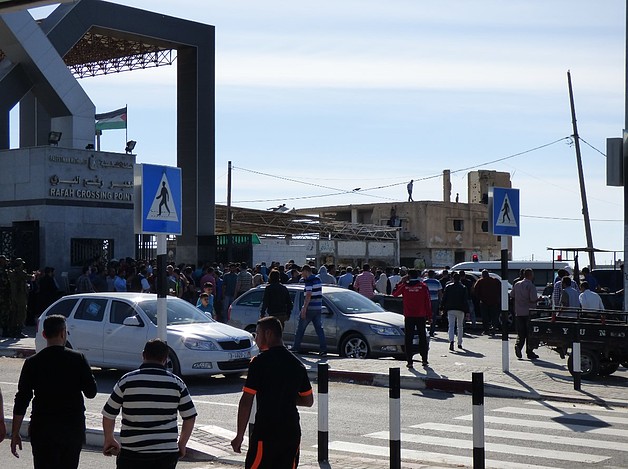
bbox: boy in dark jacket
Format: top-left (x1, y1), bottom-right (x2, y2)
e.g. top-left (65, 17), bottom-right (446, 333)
top-left (441, 272), bottom-right (469, 351)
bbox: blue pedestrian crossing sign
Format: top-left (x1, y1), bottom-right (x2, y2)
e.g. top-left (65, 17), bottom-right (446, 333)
top-left (489, 187), bottom-right (520, 236)
top-left (135, 164), bottom-right (182, 235)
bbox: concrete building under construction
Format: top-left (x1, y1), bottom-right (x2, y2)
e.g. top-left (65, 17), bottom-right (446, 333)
top-left (298, 170), bottom-right (513, 268)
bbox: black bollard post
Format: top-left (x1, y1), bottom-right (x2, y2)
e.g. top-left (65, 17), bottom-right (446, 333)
top-left (318, 363), bottom-right (329, 462)
top-left (390, 367), bottom-right (401, 469)
top-left (472, 372), bottom-right (485, 469)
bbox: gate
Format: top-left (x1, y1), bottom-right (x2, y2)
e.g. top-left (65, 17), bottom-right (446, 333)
top-left (0, 221), bottom-right (40, 271)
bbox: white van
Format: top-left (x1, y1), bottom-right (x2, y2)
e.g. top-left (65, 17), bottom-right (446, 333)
top-left (450, 261), bottom-right (572, 292)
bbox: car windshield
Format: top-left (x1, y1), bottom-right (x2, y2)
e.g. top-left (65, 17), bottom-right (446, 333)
top-left (140, 299), bottom-right (214, 325)
top-left (325, 290), bottom-right (385, 314)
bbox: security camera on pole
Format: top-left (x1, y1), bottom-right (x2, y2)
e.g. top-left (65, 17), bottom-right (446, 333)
top-left (488, 187), bottom-right (520, 372)
top-left (134, 164), bottom-right (183, 341)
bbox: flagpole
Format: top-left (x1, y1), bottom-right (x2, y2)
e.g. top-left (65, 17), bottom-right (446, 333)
top-left (125, 104), bottom-right (128, 146)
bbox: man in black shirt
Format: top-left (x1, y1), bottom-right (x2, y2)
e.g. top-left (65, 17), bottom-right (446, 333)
top-left (231, 316), bottom-right (313, 468)
top-left (260, 269), bottom-right (293, 327)
top-left (11, 314), bottom-right (97, 469)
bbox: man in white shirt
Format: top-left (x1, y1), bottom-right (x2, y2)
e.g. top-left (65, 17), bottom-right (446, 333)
top-left (388, 268), bottom-right (402, 292)
top-left (579, 281), bottom-right (605, 311)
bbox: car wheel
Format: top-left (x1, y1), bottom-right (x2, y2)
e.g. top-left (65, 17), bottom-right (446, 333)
top-left (567, 348), bottom-right (600, 379)
top-left (167, 349), bottom-right (181, 377)
top-left (598, 360), bottom-right (620, 376)
top-left (245, 325), bottom-right (257, 338)
top-left (498, 310), bottom-right (514, 331)
top-left (340, 333), bottom-right (370, 359)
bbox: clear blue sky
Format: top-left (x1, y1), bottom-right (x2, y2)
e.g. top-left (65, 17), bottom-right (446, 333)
top-left (16, 0), bottom-right (627, 265)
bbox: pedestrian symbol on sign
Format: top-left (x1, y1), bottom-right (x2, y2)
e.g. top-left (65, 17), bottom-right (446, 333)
top-left (496, 193), bottom-right (517, 228)
top-left (147, 172), bottom-right (179, 223)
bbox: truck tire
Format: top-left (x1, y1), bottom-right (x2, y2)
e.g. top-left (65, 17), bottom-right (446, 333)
top-left (567, 348), bottom-right (600, 379)
top-left (598, 360), bottom-right (620, 376)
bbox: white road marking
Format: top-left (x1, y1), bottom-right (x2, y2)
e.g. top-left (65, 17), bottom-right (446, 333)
top-left (526, 400), bottom-right (628, 414)
top-left (192, 399), bottom-right (316, 415)
top-left (326, 441), bottom-right (559, 469)
top-left (493, 406), bottom-right (628, 425)
top-left (198, 425), bottom-right (239, 440)
top-left (410, 422), bottom-right (628, 452)
top-left (364, 431), bottom-right (608, 463)
top-left (456, 415), bottom-right (628, 438)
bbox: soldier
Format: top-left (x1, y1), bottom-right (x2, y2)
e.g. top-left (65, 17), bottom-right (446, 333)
top-left (8, 258), bottom-right (29, 339)
top-left (0, 255), bottom-right (11, 337)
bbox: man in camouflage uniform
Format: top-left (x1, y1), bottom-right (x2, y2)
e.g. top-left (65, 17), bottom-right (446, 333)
top-left (8, 258), bottom-right (29, 339)
top-left (0, 256), bottom-right (11, 337)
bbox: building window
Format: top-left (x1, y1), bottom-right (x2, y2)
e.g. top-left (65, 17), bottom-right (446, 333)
top-left (453, 219), bottom-right (464, 232)
top-left (454, 251), bottom-right (465, 264)
top-left (481, 221), bottom-right (489, 233)
top-left (71, 238), bottom-right (114, 267)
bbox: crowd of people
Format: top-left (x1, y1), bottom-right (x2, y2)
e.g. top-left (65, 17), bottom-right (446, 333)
top-left (0, 256), bottom-right (614, 469)
top-left (0, 252), bottom-right (608, 369)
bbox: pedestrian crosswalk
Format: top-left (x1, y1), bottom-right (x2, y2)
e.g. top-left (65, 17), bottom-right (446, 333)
top-left (323, 400), bottom-right (627, 468)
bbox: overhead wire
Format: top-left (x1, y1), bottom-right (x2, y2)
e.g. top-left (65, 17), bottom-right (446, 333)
top-left (229, 136), bottom-right (571, 204)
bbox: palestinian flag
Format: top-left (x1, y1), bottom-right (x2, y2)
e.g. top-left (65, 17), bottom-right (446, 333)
top-left (95, 107), bottom-right (127, 131)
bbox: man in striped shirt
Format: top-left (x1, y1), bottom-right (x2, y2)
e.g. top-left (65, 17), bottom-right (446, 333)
top-left (353, 264), bottom-right (377, 299)
top-left (101, 339), bottom-right (197, 468)
top-left (290, 264), bottom-right (327, 356)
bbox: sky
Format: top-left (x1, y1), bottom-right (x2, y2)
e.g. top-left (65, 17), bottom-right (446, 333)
top-left (13, 0), bottom-right (628, 266)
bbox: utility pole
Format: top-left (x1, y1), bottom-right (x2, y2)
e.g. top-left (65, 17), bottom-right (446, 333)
top-left (227, 161), bottom-right (233, 262)
top-left (567, 70), bottom-right (596, 269)
top-left (624, 0), bottom-right (628, 312)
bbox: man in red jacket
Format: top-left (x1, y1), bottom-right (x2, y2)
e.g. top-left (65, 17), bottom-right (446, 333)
top-left (392, 269), bottom-right (432, 368)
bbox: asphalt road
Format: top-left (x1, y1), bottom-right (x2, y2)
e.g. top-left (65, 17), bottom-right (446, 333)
top-left (2, 356), bottom-right (628, 468)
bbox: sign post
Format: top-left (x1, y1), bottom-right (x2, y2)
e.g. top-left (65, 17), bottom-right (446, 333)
top-left (135, 164), bottom-right (182, 342)
top-left (488, 187), bottom-right (520, 372)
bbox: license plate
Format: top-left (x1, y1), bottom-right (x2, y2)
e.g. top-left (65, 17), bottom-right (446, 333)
top-left (229, 350), bottom-right (251, 360)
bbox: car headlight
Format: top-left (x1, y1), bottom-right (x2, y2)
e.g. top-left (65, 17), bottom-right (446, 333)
top-left (369, 325), bottom-right (401, 336)
top-left (183, 338), bottom-right (219, 351)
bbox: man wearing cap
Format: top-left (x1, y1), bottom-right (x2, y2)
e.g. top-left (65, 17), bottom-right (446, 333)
top-left (8, 258), bottom-right (29, 339)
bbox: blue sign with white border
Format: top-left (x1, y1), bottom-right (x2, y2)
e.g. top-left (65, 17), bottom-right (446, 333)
top-left (489, 187), bottom-right (520, 236)
top-left (139, 164), bottom-right (182, 235)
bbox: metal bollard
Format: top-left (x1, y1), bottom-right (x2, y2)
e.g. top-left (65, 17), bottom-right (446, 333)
top-left (573, 330), bottom-right (581, 391)
top-left (318, 363), bottom-right (329, 462)
top-left (472, 372), bottom-right (485, 469)
top-left (389, 367), bottom-right (401, 469)
top-left (501, 309), bottom-right (509, 373)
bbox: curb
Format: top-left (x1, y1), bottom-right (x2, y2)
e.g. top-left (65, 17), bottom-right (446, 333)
top-left (307, 368), bottom-right (628, 408)
top-left (4, 346), bottom-right (627, 408)
top-left (0, 347), bottom-right (36, 359)
top-left (5, 417), bottom-right (221, 463)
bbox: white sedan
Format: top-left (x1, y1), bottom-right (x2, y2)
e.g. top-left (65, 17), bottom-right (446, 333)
top-left (35, 292), bottom-right (258, 377)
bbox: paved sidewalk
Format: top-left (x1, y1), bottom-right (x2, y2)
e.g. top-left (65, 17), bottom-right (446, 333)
top-left (2, 326), bottom-right (627, 467)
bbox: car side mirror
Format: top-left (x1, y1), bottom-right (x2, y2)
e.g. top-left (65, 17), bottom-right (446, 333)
top-left (123, 316), bottom-right (141, 326)
top-left (322, 306), bottom-right (331, 315)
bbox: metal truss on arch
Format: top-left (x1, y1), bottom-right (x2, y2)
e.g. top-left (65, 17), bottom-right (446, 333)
top-left (63, 30), bottom-right (176, 78)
